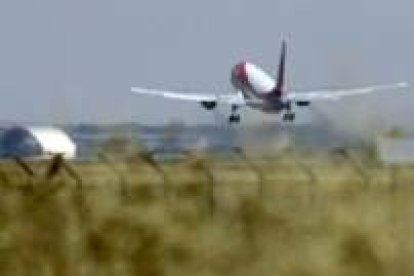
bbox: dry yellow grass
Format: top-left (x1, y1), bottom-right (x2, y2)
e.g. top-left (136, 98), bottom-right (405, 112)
top-left (0, 152), bottom-right (413, 275)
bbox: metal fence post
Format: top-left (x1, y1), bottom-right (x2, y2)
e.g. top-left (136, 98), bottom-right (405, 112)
top-left (233, 147), bottom-right (265, 198)
top-left (137, 151), bottom-right (171, 201)
top-left (0, 165), bottom-right (10, 187)
top-left (342, 150), bottom-right (371, 189)
top-left (186, 152), bottom-right (215, 217)
top-left (14, 156), bottom-right (36, 178)
top-left (61, 159), bottom-right (83, 189)
top-left (290, 151), bottom-right (317, 204)
top-left (99, 153), bottom-right (129, 200)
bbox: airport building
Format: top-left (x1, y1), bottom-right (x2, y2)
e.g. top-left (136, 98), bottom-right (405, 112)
top-left (0, 126), bottom-right (76, 159)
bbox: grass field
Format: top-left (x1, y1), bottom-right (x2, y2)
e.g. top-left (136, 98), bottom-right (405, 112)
top-left (0, 151), bottom-right (413, 275)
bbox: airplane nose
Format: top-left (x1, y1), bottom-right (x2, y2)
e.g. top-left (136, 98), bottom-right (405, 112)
top-left (233, 62), bottom-right (248, 84)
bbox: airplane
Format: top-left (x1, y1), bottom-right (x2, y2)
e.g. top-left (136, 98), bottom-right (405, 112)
top-left (131, 41), bottom-right (408, 124)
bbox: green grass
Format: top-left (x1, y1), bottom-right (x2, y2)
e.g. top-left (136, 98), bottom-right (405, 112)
top-left (0, 152), bottom-right (413, 275)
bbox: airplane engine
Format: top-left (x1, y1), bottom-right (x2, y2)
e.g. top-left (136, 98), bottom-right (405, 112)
top-left (200, 101), bottom-right (217, 110)
top-left (296, 101), bottom-right (310, 107)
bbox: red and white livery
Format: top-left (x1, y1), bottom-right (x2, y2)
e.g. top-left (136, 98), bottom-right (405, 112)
top-left (131, 41), bottom-right (407, 123)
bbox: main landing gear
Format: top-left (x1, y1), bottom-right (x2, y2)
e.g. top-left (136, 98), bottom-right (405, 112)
top-left (228, 104), bottom-right (241, 124)
top-left (282, 101), bottom-right (296, 122)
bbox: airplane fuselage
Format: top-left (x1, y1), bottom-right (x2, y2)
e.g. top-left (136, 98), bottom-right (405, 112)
top-left (231, 62), bottom-right (287, 114)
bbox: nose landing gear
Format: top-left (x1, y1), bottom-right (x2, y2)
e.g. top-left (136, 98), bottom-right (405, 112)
top-left (283, 112), bottom-right (295, 122)
top-left (282, 101), bottom-right (295, 122)
top-left (228, 104), bottom-right (241, 124)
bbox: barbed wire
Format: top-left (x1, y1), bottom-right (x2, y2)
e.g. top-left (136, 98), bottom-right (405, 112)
top-left (0, 150), bottom-right (405, 205)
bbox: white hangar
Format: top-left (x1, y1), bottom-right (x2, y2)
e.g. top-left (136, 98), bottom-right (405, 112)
top-left (0, 126), bottom-right (76, 159)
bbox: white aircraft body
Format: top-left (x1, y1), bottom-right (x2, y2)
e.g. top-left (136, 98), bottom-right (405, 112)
top-left (131, 41), bottom-right (408, 123)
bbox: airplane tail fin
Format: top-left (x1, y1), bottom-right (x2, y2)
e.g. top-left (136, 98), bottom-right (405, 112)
top-left (273, 40), bottom-right (287, 97)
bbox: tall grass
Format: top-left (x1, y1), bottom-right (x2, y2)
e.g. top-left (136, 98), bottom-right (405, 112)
top-left (0, 151), bottom-right (413, 275)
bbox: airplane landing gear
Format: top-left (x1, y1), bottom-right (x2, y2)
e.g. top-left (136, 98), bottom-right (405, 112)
top-left (229, 114), bottom-right (241, 123)
top-left (229, 104), bottom-right (241, 124)
top-left (283, 112), bottom-right (295, 122)
top-left (282, 100), bottom-right (295, 122)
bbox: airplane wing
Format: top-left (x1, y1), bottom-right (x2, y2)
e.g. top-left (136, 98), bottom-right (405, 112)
top-left (287, 82), bottom-right (408, 101)
top-left (131, 87), bottom-right (256, 105)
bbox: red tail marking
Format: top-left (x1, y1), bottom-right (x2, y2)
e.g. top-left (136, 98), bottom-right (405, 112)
top-left (234, 62), bottom-right (249, 85)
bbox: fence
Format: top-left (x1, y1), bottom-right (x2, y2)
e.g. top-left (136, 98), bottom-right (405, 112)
top-left (0, 149), bottom-right (411, 213)
top-left (0, 149), bottom-right (413, 275)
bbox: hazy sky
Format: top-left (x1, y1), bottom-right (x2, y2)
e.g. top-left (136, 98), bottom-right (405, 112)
top-left (0, 0), bottom-right (412, 127)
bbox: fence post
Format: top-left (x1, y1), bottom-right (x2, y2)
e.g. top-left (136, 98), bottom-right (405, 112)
top-left (290, 151), bottom-right (317, 204)
top-left (61, 159), bottom-right (83, 189)
top-left (99, 153), bottom-right (129, 200)
top-left (389, 165), bottom-right (399, 193)
top-left (45, 154), bottom-right (64, 180)
top-left (342, 150), bottom-right (371, 189)
top-left (26, 155), bottom-right (68, 202)
top-left (233, 147), bottom-right (265, 198)
top-left (13, 156), bottom-right (36, 191)
top-left (0, 165), bottom-right (10, 187)
top-left (137, 151), bottom-right (171, 202)
top-left (40, 155), bottom-right (81, 190)
top-left (186, 152), bottom-right (215, 217)
top-left (14, 156), bottom-right (36, 178)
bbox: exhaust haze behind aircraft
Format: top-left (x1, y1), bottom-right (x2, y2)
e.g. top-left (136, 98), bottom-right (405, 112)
top-left (131, 41), bottom-right (408, 123)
